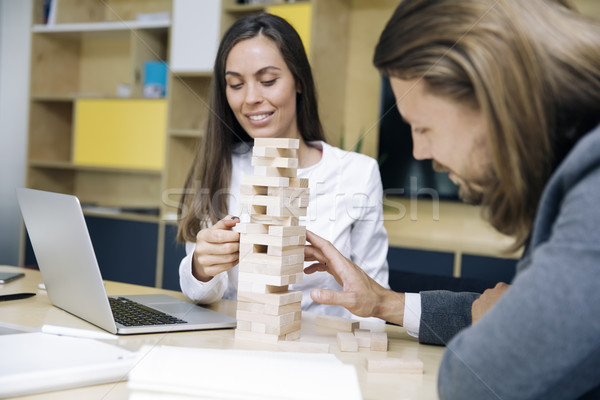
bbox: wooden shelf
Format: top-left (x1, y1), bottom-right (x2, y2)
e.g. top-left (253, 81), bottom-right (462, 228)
top-left (28, 161), bottom-right (163, 176)
top-left (169, 129), bottom-right (205, 138)
top-left (224, 0), bottom-right (309, 13)
top-left (32, 20), bottom-right (170, 33)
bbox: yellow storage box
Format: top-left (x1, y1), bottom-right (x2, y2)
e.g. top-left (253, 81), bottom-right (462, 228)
top-left (74, 99), bottom-right (166, 170)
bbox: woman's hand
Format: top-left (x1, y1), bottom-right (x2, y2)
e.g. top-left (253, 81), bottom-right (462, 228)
top-left (192, 216), bottom-right (240, 282)
top-left (304, 230), bottom-right (404, 323)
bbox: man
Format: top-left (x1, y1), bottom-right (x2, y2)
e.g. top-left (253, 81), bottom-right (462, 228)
top-left (304, 0), bottom-right (600, 398)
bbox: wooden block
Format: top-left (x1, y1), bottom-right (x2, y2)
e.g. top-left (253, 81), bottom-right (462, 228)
top-left (238, 290), bottom-right (303, 306)
top-left (252, 146), bottom-right (297, 158)
top-left (235, 319), bottom-right (263, 333)
top-left (267, 187), bottom-right (309, 198)
top-left (268, 225), bottom-right (306, 237)
top-left (238, 261), bottom-right (304, 276)
top-left (252, 156), bottom-right (298, 168)
top-left (233, 223), bottom-right (268, 234)
top-left (289, 177), bottom-right (309, 188)
top-left (251, 214), bottom-right (299, 226)
top-left (241, 175), bottom-right (289, 188)
top-left (235, 329), bottom-right (285, 344)
top-left (236, 300), bottom-right (301, 316)
top-left (236, 309), bottom-right (301, 326)
top-left (371, 332), bottom-right (388, 352)
top-left (354, 329), bottom-right (372, 348)
top-left (239, 253), bottom-right (302, 268)
top-left (239, 233), bottom-right (305, 247)
top-left (253, 166), bottom-right (297, 178)
top-left (238, 281), bottom-right (289, 294)
top-left (240, 194), bottom-right (285, 208)
top-left (240, 194), bottom-right (308, 208)
top-left (254, 137), bottom-right (299, 149)
top-left (267, 245), bottom-right (305, 257)
top-left (266, 205), bottom-right (307, 218)
top-left (240, 184), bottom-right (268, 195)
top-left (285, 329), bottom-right (301, 341)
top-left (278, 341), bottom-right (330, 353)
top-left (267, 187), bottom-right (310, 207)
top-left (316, 314), bottom-right (360, 332)
top-left (238, 271), bottom-right (303, 286)
top-left (266, 320), bottom-right (301, 336)
top-left (337, 332), bottom-right (359, 352)
top-left (238, 319), bottom-right (301, 336)
top-left (365, 357), bottom-right (423, 374)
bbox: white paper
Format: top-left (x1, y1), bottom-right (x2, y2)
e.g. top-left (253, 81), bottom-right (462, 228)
top-left (0, 332), bottom-right (137, 398)
top-left (128, 345), bottom-right (363, 400)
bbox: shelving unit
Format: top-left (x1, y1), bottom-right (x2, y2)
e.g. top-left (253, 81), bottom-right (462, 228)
top-left (25, 0), bottom-right (175, 287)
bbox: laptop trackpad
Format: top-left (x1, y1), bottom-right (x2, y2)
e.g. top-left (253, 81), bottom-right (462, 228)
top-left (154, 302), bottom-right (209, 315)
top-left (123, 294), bottom-right (210, 315)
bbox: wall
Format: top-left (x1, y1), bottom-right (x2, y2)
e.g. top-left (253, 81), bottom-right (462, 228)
top-left (0, 0), bottom-right (32, 266)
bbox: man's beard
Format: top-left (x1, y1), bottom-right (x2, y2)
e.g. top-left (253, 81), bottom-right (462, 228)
top-left (432, 160), bottom-right (486, 205)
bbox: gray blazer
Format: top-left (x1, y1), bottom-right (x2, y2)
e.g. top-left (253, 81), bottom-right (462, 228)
top-left (422, 124), bottom-right (600, 399)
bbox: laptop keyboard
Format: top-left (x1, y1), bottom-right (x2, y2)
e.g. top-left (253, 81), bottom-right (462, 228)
top-left (109, 297), bottom-right (188, 326)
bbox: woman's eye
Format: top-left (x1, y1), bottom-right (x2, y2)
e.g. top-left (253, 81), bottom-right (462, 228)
top-left (228, 83), bottom-right (243, 90)
top-left (262, 79), bottom-right (276, 86)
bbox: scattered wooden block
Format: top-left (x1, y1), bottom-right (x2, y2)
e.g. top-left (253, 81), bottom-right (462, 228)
top-left (371, 332), bottom-right (388, 352)
top-left (365, 357), bottom-right (423, 374)
top-left (316, 314), bottom-right (360, 332)
top-left (337, 332), bottom-right (359, 352)
top-left (254, 137), bottom-right (300, 149)
top-left (278, 341), bottom-right (330, 354)
top-left (354, 329), bottom-right (372, 348)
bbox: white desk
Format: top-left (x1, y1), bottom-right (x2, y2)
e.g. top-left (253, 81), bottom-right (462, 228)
top-left (0, 266), bottom-right (444, 400)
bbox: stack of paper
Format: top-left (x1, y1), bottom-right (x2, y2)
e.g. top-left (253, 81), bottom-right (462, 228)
top-left (128, 345), bottom-right (363, 400)
top-left (0, 332), bottom-right (137, 398)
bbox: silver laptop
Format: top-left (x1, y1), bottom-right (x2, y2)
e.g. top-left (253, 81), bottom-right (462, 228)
top-left (17, 188), bottom-right (237, 335)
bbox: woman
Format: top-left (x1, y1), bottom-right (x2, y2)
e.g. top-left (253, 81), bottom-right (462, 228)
top-left (177, 13), bottom-right (389, 318)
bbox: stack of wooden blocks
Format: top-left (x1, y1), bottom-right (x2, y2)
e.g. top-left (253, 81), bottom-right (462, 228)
top-left (234, 138), bottom-right (309, 343)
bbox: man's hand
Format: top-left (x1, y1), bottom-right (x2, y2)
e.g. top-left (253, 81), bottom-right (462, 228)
top-left (472, 282), bottom-right (511, 324)
top-left (304, 230), bottom-right (405, 324)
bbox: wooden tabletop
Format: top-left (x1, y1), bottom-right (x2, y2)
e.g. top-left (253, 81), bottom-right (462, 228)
top-left (0, 266), bottom-right (444, 400)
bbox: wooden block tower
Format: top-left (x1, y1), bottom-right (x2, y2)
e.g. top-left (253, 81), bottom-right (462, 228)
top-left (234, 138), bottom-right (309, 343)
